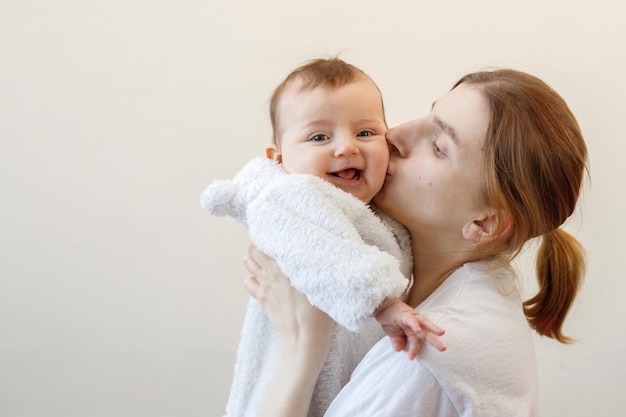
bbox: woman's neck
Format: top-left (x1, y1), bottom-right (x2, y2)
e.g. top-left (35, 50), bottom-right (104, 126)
top-left (407, 234), bottom-right (481, 308)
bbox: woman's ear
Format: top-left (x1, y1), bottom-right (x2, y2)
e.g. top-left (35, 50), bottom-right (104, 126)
top-left (462, 212), bottom-right (514, 243)
top-left (266, 145), bottom-right (282, 163)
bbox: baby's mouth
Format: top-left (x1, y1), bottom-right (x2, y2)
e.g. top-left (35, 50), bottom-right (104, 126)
top-left (332, 168), bottom-right (362, 181)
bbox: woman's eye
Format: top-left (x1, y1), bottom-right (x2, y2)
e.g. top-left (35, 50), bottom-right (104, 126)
top-left (311, 134), bottom-right (330, 142)
top-left (433, 135), bottom-right (445, 157)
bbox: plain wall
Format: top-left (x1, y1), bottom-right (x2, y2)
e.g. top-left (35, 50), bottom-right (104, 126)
top-left (1, 0), bottom-right (624, 416)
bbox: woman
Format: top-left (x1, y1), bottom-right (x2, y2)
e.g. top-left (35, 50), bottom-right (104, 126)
top-left (244, 69), bottom-right (588, 416)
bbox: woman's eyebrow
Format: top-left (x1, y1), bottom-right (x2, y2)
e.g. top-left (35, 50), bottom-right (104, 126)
top-left (433, 115), bottom-right (459, 146)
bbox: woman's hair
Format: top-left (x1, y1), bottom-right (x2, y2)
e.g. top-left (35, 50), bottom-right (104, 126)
top-left (269, 57), bottom-right (385, 143)
top-left (454, 69), bottom-right (588, 343)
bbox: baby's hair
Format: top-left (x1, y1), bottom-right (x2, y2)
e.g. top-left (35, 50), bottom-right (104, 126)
top-left (269, 57), bottom-right (382, 144)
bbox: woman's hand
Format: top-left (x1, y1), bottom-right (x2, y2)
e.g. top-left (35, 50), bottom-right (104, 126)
top-left (242, 244), bottom-right (334, 417)
top-left (243, 244), bottom-right (335, 349)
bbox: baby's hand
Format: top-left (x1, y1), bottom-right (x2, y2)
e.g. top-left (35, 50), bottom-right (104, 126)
top-left (374, 298), bottom-right (446, 360)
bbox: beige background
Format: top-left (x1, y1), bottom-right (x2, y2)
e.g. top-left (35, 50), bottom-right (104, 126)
top-left (1, 0), bottom-right (624, 416)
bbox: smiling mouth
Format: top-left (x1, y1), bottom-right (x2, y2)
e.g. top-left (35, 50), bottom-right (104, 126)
top-left (331, 168), bottom-right (362, 181)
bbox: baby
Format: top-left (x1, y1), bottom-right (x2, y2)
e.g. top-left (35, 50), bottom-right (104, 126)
top-left (202, 58), bottom-right (444, 417)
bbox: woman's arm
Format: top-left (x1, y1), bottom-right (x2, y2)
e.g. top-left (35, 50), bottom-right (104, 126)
top-left (243, 244), bottom-right (334, 417)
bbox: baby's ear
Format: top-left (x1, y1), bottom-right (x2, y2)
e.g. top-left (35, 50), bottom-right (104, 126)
top-left (266, 145), bottom-right (282, 163)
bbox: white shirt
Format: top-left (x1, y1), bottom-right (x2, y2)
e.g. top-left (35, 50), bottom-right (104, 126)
top-left (325, 262), bottom-right (539, 417)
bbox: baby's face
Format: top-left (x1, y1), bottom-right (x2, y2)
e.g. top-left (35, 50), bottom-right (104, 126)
top-left (270, 78), bottom-right (389, 203)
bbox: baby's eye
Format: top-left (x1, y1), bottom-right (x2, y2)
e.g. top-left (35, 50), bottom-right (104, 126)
top-left (356, 130), bottom-right (373, 137)
top-left (311, 134), bottom-right (330, 142)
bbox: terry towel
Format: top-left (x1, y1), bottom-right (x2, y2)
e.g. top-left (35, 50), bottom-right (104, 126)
top-left (201, 157), bottom-right (412, 417)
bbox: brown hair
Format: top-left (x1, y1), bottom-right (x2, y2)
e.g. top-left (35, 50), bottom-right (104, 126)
top-left (454, 69), bottom-right (588, 343)
top-left (269, 57), bottom-right (384, 143)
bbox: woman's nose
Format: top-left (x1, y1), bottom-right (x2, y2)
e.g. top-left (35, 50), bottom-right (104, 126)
top-left (386, 119), bottom-right (421, 157)
top-left (386, 124), bottom-right (407, 156)
top-left (334, 136), bottom-right (359, 157)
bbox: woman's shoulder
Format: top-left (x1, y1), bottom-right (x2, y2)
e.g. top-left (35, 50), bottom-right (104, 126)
top-left (419, 262), bottom-right (534, 367)
top-left (330, 313), bottom-right (538, 416)
top-left (419, 262), bottom-right (525, 321)
top-left (329, 263), bottom-right (539, 416)
top-left (412, 262), bottom-right (538, 416)
top-left (326, 338), bottom-right (459, 416)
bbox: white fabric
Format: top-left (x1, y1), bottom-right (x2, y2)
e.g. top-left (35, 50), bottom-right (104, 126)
top-left (200, 157), bottom-right (413, 417)
top-left (201, 157), bottom-right (412, 330)
top-left (325, 262), bottom-right (539, 417)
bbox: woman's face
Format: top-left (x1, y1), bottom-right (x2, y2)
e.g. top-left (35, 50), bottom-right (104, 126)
top-left (374, 83), bottom-right (491, 239)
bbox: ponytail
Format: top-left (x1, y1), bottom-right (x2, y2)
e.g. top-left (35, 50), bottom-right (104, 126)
top-left (523, 228), bottom-right (585, 342)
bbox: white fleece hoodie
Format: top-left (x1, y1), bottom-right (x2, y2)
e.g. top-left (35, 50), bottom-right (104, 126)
top-left (201, 157), bottom-right (413, 417)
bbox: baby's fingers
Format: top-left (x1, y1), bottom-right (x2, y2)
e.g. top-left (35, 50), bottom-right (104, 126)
top-left (425, 332), bottom-right (447, 352)
top-left (389, 335), bottom-right (407, 353)
top-left (418, 316), bottom-right (445, 336)
top-left (405, 333), bottom-right (424, 360)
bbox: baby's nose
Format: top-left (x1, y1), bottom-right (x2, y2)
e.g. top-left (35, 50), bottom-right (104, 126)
top-left (334, 136), bottom-right (359, 157)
